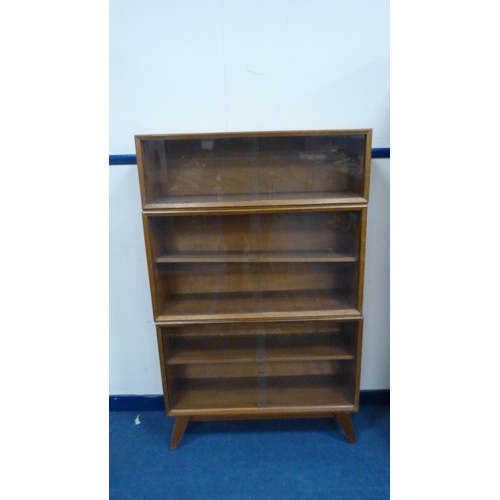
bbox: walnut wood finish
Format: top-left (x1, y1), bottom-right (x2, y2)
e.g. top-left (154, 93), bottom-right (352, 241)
top-left (170, 417), bottom-right (190, 449)
top-left (335, 412), bottom-right (356, 444)
top-left (170, 412), bottom-right (356, 448)
top-left (136, 130), bottom-right (371, 448)
top-left (136, 130), bottom-right (371, 211)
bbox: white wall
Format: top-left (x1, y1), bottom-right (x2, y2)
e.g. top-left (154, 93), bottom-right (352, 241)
top-left (109, 0), bottom-right (390, 393)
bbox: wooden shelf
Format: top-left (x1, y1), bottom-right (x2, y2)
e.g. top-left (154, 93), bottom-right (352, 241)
top-left (156, 251), bottom-right (358, 264)
top-left (144, 191), bottom-right (366, 211)
top-left (169, 376), bottom-right (355, 412)
top-left (167, 345), bottom-right (355, 365)
top-left (160, 320), bottom-right (360, 338)
top-left (156, 291), bottom-right (360, 323)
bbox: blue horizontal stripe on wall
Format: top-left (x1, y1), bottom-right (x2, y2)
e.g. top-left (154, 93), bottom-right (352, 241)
top-left (371, 148), bottom-right (390, 159)
top-left (109, 148), bottom-right (390, 165)
top-left (109, 154), bottom-right (137, 165)
top-left (109, 390), bottom-right (389, 411)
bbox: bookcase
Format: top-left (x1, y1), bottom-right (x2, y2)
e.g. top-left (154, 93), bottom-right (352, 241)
top-left (135, 130), bottom-right (371, 448)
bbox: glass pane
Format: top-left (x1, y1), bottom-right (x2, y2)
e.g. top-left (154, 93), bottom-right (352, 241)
top-left (147, 211), bottom-right (362, 322)
top-left (162, 321), bottom-right (359, 412)
top-left (139, 133), bottom-right (368, 208)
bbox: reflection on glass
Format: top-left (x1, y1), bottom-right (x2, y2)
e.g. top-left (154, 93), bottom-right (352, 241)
top-left (162, 321), bottom-right (358, 411)
top-left (140, 135), bottom-right (367, 207)
top-left (147, 211), bottom-right (362, 321)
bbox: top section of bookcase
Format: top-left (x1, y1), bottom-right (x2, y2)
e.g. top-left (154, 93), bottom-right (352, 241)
top-left (135, 130), bottom-right (372, 213)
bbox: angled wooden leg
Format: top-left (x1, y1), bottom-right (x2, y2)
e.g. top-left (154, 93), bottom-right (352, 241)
top-left (170, 417), bottom-right (191, 449)
top-left (335, 412), bottom-right (356, 444)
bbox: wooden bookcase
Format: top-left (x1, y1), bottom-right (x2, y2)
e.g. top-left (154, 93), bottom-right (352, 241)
top-left (135, 130), bottom-right (371, 448)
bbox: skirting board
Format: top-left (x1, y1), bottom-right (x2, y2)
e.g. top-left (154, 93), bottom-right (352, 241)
top-left (109, 390), bottom-right (389, 411)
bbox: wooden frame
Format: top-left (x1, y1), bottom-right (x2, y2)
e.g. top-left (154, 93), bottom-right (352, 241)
top-left (136, 130), bottom-right (371, 448)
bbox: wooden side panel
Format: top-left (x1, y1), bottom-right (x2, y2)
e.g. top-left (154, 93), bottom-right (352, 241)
top-left (356, 208), bottom-right (368, 313)
top-left (156, 326), bottom-right (171, 414)
top-left (353, 318), bottom-right (363, 409)
top-left (141, 215), bottom-right (168, 318)
top-left (363, 129), bottom-right (372, 201)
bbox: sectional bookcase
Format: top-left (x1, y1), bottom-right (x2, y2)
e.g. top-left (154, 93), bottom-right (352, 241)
top-left (135, 130), bottom-right (371, 448)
